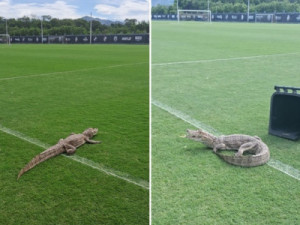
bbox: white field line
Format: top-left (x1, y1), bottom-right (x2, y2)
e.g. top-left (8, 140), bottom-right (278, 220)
top-left (152, 99), bottom-right (222, 136)
top-left (152, 99), bottom-right (300, 181)
top-left (152, 52), bottom-right (300, 66)
top-left (0, 62), bottom-right (147, 82)
top-left (0, 124), bottom-right (149, 189)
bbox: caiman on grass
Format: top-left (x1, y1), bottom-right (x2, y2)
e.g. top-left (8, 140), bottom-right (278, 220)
top-left (186, 129), bottom-right (270, 167)
top-left (17, 128), bottom-right (101, 180)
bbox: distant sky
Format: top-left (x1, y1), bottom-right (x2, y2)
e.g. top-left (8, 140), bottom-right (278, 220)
top-left (0, 0), bottom-right (149, 21)
top-left (152, 0), bottom-right (173, 7)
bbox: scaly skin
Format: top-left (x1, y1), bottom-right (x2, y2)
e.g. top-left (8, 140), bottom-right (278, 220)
top-left (186, 129), bottom-right (270, 167)
top-left (17, 128), bottom-right (101, 180)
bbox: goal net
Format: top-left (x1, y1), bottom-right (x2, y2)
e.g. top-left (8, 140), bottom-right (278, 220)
top-left (0, 34), bottom-right (10, 44)
top-left (178, 10), bottom-right (211, 22)
top-left (255, 14), bottom-right (275, 23)
top-left (48, 36), bottom-right (64, 44)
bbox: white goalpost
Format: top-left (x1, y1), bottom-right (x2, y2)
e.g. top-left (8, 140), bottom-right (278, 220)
top-left (0, 34), bottom-right (10, 45)
top-left (177, 10), bottom-right (211, 22)
top-left (255, 14), bottom-right (275, 23)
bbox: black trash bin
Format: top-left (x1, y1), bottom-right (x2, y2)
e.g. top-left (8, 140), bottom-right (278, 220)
top-left (269, 86), bottom-right (300, 141)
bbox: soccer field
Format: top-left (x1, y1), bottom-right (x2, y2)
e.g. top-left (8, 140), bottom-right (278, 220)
top-left (152, 22), bottom-right (300, 224)
top-left (0, 44), bottom-right (149, 224)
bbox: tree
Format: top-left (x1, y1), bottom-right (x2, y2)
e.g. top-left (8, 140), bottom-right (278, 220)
top-left (4, 17), bottom-right (149, 36)
top-left (152, 4), bottom-right (169, 14)
top-left (152, 0), bottom-right (300, 14)
top-left (125, 19), bottom-right (137, 26)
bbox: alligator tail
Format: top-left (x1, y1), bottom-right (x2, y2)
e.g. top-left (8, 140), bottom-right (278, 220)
top-left (216, 142), bottom-right (270, 167)
top-left (17, 145), bottom-right (63, 180)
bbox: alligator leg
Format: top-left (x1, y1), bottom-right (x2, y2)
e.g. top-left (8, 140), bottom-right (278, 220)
top-left (85, 138), bottom-right (101, 144)
top-left (254, 136), bottom-right (262, 141)
top-left (213, 143), bottom-right (227, 153)
top-left (64, 144), bottom-right (77, 155)
top-left (235, 142), bottom-right (257, 156)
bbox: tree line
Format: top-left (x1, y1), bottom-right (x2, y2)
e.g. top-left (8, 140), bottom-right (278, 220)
top-left (0, 16), bottom-right (149, 36)
top-left (152, 0), bottom-right (300, 14)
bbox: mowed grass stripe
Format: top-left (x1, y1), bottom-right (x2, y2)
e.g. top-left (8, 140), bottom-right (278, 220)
top-left (151, 105), bottom-right (300, 225)
top-left (0, 44), bottom-right (149, 181)
top-left (0, 61), bottom-right (147, 81)
top-left (152, 22), bottom-right (300, 63)
top-left (152, 21), bottom-right (300, 224)
top-left (152, 52), bottom-right (300, 66)
top-left (0, 44), bottom-right (148, 79)
top-left (0, 124), bottom-right (149, 189)
top-left (0, 132), bottom-right (148, 225)
top-left (152, 99), bottom-right (300, 181)
top-left (0, 44), bottom-right (149, 224)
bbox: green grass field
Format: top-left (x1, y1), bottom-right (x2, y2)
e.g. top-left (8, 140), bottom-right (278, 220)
top-left (152, 22), bottom-right (300, 224)
top-left (0, 44), bottom-right (149, 224)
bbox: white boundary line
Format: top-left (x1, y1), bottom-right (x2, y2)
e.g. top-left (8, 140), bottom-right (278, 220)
top-left (0, 124), bottom-right (149, 189)
top-left (0, 62), bottom-right (147, 82)
top-left (267, 159), bottom-right (300, 181)
top-left (149, 4), bottom-right (153, 222)
top-left (152, 52), bottom-right (300, 66)
top-left (152, 99), bottom-right (300, 181)
top-left (152, 99), bottom-right (222, 136)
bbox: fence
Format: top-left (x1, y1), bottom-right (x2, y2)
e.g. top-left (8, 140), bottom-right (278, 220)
top-left (152, 13), bottom-right (300, 23)
top-left (9, 34), bottom-right (149, 44)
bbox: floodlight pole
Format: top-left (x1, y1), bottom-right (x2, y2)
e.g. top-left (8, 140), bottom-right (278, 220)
top-left (207, 0), bottom-right (210, 12)
top-left (208, 0), bottom-right (211, 22)
top-left (41, 18), bottom-right (44, 44)
top-left (90, 12), bottom-right (92, 44)
top-left (4, 18), bottom-right (10, 45)
top-left (177, 0), bottom-right (179, 22)
top-left (5, 18), bottom-right (8, 35)
top-left (247, 0), bottom-right (250, 22)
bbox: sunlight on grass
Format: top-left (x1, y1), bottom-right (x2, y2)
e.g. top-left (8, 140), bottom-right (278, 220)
top-left (0, 44), bottom-right (149, 224)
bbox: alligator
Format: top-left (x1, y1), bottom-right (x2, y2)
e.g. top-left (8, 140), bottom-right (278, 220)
top-left (17, 128), bottom-right (101, 180)
top-left (186, 129), bottom-right (270, 167)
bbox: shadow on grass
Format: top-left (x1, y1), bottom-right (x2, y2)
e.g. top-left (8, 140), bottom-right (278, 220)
top-left (261, 133), bottom-right (300, 143)
top-left (184, 147), bottom-right (212, 156)
top-left (185, 147), bottom-right (256, 157)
